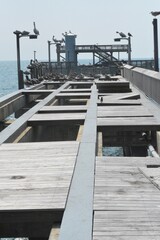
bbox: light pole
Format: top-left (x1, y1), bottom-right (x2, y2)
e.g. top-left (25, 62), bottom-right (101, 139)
top-left (114, 32), bottom-right (132, 65)
top-left (48, 40), bottom-right (54, 72)
top-left (48, 36), bottom-right (65, 72)
top-left (151, 12), bottom-right (160, 72)
top-left (34, 50), bottom-right (36, 61)
top-left (13, 28), bottom-right (39, 89)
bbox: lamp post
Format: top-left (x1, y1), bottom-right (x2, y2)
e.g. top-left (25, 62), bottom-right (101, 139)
top-left (114, 32), bottom-right (132, 65)
top-left (34, 50), bottom-right (36, 61)
top-left (13, 29), bottom-right (39, 89)
top-left (48, 40), bottom-right (55, 72)
top-left (48, 36), bottom-right (64, 72)
top-left (151, 12), bottom-right (160, 72)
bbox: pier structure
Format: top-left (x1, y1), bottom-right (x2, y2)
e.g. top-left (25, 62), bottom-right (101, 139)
top-left (60, 43), bottom-right (128, 66)
top-left (1, 67), bottom-right (160, 239)
top-left (27, 33), bottom-right (154, 79)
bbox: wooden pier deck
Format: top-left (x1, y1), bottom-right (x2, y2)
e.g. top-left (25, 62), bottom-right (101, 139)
top-left (0, 76), bottom-right (160, 239)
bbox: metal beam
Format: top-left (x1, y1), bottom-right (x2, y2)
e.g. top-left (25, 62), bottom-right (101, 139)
top-left (58, 84), bottom-right (97, 240)
top-left (0, 82), bottom-right (70, 144)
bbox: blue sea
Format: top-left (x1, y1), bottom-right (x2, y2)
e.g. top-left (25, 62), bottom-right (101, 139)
top-left (0, 60), bottom-right (30, 97)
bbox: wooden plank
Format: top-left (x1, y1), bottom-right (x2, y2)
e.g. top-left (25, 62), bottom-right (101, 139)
top-left (96, 157), bottom-right (160, 167)
top-left (0, 141), bottom-right (79, 153)
top-left (28, 113), bottom-right (85, 125)
top-left (13, 126), bottom-right (33, 143)
top-left (98, 100), bottom-right (141, 106)
top-left (56, 93), bottom-right (91, 99)
top-left (22, 90), bottom-right (54, 94)
top-left (98, 105), bottom-right (147, 111)
top-left (98, 116), bottom-right (160, 131)
top-left (0, 142), bottom-right (79, 210)
top-left (0, 95), bottom-right (26, 121)
top-left (62, 89), bottom-right (91, 93)
top-left (76, 125), bottom-right (84, 141)
top-left (98, 92), bottom-right (140, 101)
top-left (39, 105), bottom-right (87, 113)
top-left (98, 110), bottom-right (153, 117)
top-left (97, 132), bottom-right (103, 156)
top-left (93, 155), bottom-right (160, 239)
top-left (93, 210), bottom-right (160, 239)
top-left (49, 224), bottom-right (60, 240)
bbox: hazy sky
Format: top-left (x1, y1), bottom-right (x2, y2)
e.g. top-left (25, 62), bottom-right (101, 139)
top-left (1, 0), bottom-right (160, 61)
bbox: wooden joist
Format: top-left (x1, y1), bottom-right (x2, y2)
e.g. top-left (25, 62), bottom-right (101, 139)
top-left (98, 116), bottom-right (160, 131)
top-left (28, 113), bottom-right (85, 125)
top-left (39, 105), bottom-right (87, 113)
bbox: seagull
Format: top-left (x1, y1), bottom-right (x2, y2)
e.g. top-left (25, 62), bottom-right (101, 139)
top-left (150, 11), bottom-right (160, 16)
top-left (116, 31), bottom-right (126, 38)
top-left (100, 97), bottom-right (103, 103)
top-left (128, 32), bottom-right (133, 37)
top-left (33, 22), bottom-right (39, 35)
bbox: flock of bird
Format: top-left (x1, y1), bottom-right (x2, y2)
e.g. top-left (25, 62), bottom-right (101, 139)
top-left (116, 31), bottom-right (132, 38)
top-left (116, 11), bottom-right (160, 39)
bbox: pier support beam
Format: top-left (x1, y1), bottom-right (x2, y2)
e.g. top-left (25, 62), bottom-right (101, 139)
top-left (58, 85), bottom-right (97, 240)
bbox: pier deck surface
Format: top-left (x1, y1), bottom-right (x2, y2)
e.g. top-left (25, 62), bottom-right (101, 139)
top-left (1, 77), bottom-right (160, 239)
top-left (0, 141), bottom-right (79, 210)
top-left (94, 157), bottom-right (160, 239)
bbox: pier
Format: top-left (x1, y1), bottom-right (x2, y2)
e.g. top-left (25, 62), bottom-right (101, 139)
top-left (1, 66), bottom-right (160, 239)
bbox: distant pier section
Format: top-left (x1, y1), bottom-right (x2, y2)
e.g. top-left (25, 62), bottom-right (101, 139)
top-left (28, 32), bottom-right (154, 80)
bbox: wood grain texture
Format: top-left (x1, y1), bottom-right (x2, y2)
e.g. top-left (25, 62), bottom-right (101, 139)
top-left (0, 141), bottom-right (79, 210)
top-left (93, 157), bottom-right (160, 239)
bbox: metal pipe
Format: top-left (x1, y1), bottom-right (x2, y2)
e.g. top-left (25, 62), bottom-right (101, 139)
top-left (148, 144), bottom-right (160, 158)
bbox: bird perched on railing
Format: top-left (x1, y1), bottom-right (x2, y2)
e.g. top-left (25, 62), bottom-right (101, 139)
top-left (128, 32), bottom-right (133, 37)
top-left (33, 22), bottom-right (39, 35)
top-left (150, 11), bottom-right (160, 16)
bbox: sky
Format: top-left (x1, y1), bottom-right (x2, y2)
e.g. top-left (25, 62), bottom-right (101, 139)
top-left (0, 0), bottom-right (160, 61)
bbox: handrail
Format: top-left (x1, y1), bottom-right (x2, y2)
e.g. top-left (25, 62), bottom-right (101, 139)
top-left (60, 44), bottom-right (128, 52)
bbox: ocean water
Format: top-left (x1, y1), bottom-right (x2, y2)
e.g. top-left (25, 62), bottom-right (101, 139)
top-left (0, 60), bottom-right (29, 97)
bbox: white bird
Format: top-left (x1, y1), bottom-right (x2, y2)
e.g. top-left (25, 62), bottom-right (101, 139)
top-left (116, 31), bottom-right (126, 38)
top-left (151, 11), bottom-right (160, 16)
top-left (33, 22), bottom-right (39, 35)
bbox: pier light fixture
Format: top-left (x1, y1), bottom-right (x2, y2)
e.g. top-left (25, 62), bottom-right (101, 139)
top-left (48, 40), bottom-right (55, 72)
top-left (48, 36), bottom-right (64, 72)
top-left (114, 32), bottom-right (132, 65)
top-left (150, 11), bottom-right (160, 72)
top-left (13, 24), bottom-right (39, 89)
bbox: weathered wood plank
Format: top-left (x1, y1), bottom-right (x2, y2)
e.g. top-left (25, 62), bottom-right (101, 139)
top-left (39, 105), bottom-right (87, 113)
top-left (28, 113), bottom-right (85, 125)
top-left (0, 141), bottom-right (79, 210)
top-left (98, 116), bottom-right (160, 131)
